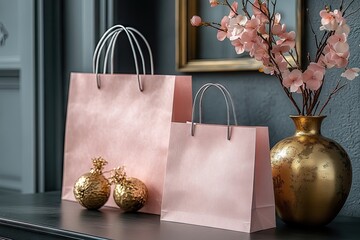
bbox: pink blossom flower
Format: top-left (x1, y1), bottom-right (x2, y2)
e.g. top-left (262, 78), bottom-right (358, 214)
top-left (272, 24), bottom-right (286, 36)
top-left (272, 44), bottom-right (291, 54)
top-left (259, 56), bottom-right (274, 74)
top-left (241, 31), bottom-right (260, 56)
top-left (228, 15), bottom-right (247, 40)
top-left (336, 23), bottom-right (350, 35)
top-left (303, 64), bottom-right (324, 90)
top-left (272, 13), bottom-right (286, 35)
top-left (333, 9), bottom-right (345, 24)
top-left (190, 16), bottom-right (202, 27)
top-left (209, 0), bottom-right (219, 7)
top-left (261, 65), bottom-right (275, 75)
top-left (333, 41), bottom-right (349, 57)
top-left (258, 21), bottom-right (267, 35)
top-left (319, 9), bottom-right (345, 32)
top-left (229, 1), bottom-right (238, 18)
top-left (217, 31), bottom-right (227, 41)
top-left (322, 46), bottom-right (350, 68)
top-left (324, 28), bottom-right (351, 68)
top-left (341, 68), bottom-right (360, 80)
top-left (217, 16), bottom-right (229, 41)
top-left (320, 10), bottom-right (338, 31)
top-left (282, 69), bottom-right (303, 92)
top-left (261, 54), bottom-right (287, 75)
top-left (253, 42), bottom-right (268, 61)
top-left (277, 31), bottom-right (296, 48)
top-left (274, 55), bottom-right (288, 73)
top-left (231, 39), bottom-right (245, 54)
top-left (244, 17), bottom-right (261, 36)
top-left (252, 0), bottom-right (269, 23)
top-left (274, 12), bottom-right (281, 23)
top-left (324, 50), bottom-right (349, 68)
top-left (307, 62), bottom-right (325, 75)
top-left (327, 33), bottom-right (347, 47)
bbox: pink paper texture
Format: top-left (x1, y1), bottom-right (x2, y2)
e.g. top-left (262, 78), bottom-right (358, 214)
top-left (62, 73), bottom-right (192, 215)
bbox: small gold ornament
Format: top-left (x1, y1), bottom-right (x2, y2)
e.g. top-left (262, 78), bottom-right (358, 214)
top-left (109, 167), bottom-right (148, 212)
top-left (73, 157), bottom-right (111, 210)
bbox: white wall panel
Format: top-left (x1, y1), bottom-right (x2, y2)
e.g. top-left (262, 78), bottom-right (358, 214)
top-left (0, 0), bottom-right (20, 69)
top-left (0, 71), bottom-right (21, 190)
top-left (0, 0), bottom-right (36, 193)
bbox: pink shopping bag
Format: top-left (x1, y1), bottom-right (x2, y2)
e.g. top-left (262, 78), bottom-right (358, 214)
top-left (61, 25), bottom-right (192, 215)
top-left (161, 83), bottom-right (275, 232)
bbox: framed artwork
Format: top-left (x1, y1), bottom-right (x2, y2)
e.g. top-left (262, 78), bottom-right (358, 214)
top-left (176, 0), bottom-right (304, 72)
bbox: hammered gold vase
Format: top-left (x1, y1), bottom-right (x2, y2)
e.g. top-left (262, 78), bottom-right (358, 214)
top-left (270, 116), bottom-right (352, 226)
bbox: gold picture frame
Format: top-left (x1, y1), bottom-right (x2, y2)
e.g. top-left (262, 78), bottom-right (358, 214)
top-left (176, 0), bottom-right (304, 72)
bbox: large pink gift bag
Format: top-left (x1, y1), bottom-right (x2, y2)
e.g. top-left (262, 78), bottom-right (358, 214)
top-left (161, 83), bottom-right (275, 232)
top-left (61, 25), bottom-right (192, 215)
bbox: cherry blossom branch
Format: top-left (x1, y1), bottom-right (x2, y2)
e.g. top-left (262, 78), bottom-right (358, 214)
top-left (202, 22), bottom-right (226, 32)
top-left (270, 0), bottom-right (277, 22)
top-left (315, 31), bottom-right (333, 62)
top-left (191, 0), bottom-right (359, 116)
top-left (224, 0), bottom-right (238, 16)
top-left (288, 48), bottom-right (300, 69)
top-left (307, 86), bottom-right (323, 115)
top-left (318, 80), bottom-right (348, 115)
top-left (274, 73), bottom-right (302, 114)
top-left (247, 1), bottom-right (268, 18)
top-left (301, 86), bottom-right (307, 115)
top-left (287, 91), bottom-right (302, 115)
top-left (343, 0), bottom-right (355, 15)
top-left (344, 6), bottom-right (360, 18)
top-left (340, 0), bottom-right (345, 11)
top-left (241, 0), bottom-right (252, 18)
top-left (280, 52), bottom-right (295, 69)
top-left (306, 8), bottom-right (321, 51)
top-left (278, 47), bottom-right (298, 69)
top-left (313, 100), bottom-right (320, 114)
top-left (268, 0), bottom-right (275, 49)
top-left (307, 91), bottom-right (313, 114)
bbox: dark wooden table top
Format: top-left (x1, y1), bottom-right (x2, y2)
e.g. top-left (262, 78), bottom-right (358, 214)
top-left (0, 191), bottom-right (359, 240)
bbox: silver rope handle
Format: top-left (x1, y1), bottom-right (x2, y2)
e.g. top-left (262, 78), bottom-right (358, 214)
top-left (198, 83), bottom-right (237, 126)
top-left (92, 25), bottom-right (154, 91)
top-left (102, 28), bottom-right (145, 91)
top-left (191, 83), bottom-right (237, 140)
top-left (104, 28), bottom-right (154, 76)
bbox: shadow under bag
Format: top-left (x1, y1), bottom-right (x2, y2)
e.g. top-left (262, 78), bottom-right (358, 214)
top-left (161, 83), bottom-right (275, 232)
top-left (62, 25), bottom-right (192, 214)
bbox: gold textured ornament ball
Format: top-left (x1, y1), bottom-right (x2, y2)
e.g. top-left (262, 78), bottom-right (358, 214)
top-left (73, 172), bottom-right (110, 210)
top-left (73, 157), bottom-right (111, 210)
top-left (113, 177), bottom-right (148, 212)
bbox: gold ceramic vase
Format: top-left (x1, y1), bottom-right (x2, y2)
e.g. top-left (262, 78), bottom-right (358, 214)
top-left (271, 116), bottom-right (352, 226)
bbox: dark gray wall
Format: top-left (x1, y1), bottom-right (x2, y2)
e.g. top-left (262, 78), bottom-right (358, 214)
top-left (114, 0), bottom-right (360, 216)
top-left (306, 0), bottom-right (360, 217)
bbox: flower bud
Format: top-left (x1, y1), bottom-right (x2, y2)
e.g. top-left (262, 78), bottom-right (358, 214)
top-left (209, 0), bottom-right (219, 7)
top-left (190, 16), bottom-right (202, 27)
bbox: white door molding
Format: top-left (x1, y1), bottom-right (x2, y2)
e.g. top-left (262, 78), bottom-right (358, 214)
top-left (19, 0), bottom-right (36, 193)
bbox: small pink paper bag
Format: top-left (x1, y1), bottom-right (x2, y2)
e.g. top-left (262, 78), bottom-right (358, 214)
top-left (161, 83), bottom-right (276, 232)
